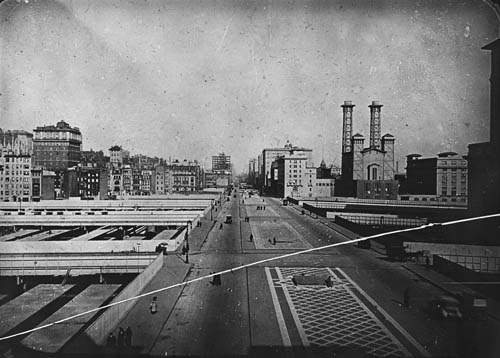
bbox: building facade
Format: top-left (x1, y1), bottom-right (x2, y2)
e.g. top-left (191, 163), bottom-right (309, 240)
top-left (404, 152), bottom-right (468, 203)
top-left (261, 143), bottom-right (313, 192)
top-left (65, 165), bottom-right (109, 199)
top-left (337, 101), bottom-right (398, 199)
top-left (0, 130), bottom-right (33, 202)
top-left (468, 39), bottom-right (500, 216)
top-left (33, 121), bottom-right (82, 171)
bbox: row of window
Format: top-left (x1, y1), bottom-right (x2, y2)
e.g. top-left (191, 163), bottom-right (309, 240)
top-left (1, 171), bottom-right (31, 176)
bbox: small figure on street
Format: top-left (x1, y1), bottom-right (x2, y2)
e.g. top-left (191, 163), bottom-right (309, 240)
top-left (117, 327), bottom-right (125, 348)
top-left (425, 256), bottom-right (430, 268)
top-left (250, 234), bottom-right (253, 242)
top-left (272, 237), bottom-right (277, 245)
top-left (219, 223), bottom-right (223, 230)
top-left (125, 326), bottom-right (132, 347)
top-left (184, 242), bottom-right (189, 263)
top-left (150, 296), bottom-right (158, 314)
top-left (211, 274), bottom-right (221, 285)
top-left (106, 332), bottom-right (116, 347)
top-left (403, 287), bottom-right (410, 308)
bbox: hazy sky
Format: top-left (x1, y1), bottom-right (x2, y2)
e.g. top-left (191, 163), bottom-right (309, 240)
top-left (0, 0), bottom-right (498, 173)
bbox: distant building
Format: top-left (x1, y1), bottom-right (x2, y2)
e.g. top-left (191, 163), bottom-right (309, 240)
top-left (0, 129), bottom-right (33, 202)
top-left (33, 121), bottom-right (82, 171)
top-left (248, 158), bottom-right (257, 187)
top-left (81, 150), bottom-right (108, 168)
top-left (140, 169), bottom-right (152, 195)
top-left (270, 155), bottom-right (335, 198)
top-left (211, 153), bottom-right (232, 187)
top-left (152, 165), bottom-right (172, 194)
top-left (212, 153), bottom-right (232, 171)
top-left (336, 101), bottom-right (398, 199)
top-left (64, 165), bottom-right (109, 199)
top-left (154, 160), bottom-right (203, 192)
top-left (403, 152), bottom-right (468, 203)
top-left (468, 39), bottom-right (500, 215)
top-left (261, 143), bottom-right (313, 192)
top-left (31, 167), bottom-right (56, 201)
top-left (109, 145), bottom-right (123, 169)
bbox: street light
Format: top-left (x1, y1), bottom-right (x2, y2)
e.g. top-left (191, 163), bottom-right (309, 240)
top-left (137, 242), bottom-right (141, 272)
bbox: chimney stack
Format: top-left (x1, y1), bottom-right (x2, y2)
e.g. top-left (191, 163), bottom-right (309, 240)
top-left (369, 101), bottom-right (383, 149)
top-left (341, 101), bottom-right (355, 153)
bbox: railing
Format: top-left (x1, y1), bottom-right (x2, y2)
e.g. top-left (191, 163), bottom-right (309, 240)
top-left (437, 254), bottom-right (500, 274)
top-left (0, 252), bottom-right (158, 276)
top-left (335, 215), bottom-right (428, 228)
top-left (304, 197), bottom-right (467, 209)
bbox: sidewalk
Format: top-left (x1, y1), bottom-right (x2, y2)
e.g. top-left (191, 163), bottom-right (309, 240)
top-left (402, 262), bottom-right (500, 322)
top-left (91, 202), bottom-right (223, 356)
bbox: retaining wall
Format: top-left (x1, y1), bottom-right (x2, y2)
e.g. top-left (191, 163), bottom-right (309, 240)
top-left (83, 253), bottom-right (164, 345)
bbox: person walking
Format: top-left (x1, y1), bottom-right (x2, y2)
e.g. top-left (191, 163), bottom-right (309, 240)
top-left (250, 234), bottom-right (253, 242)
top-left (125, 326), bottom-right (132, 347)
top-left (150, 297), bottom-right (158, 314)
top-left (106, 332), bottom-right (116, 347)
top-left (403, 287), bottom-right (410, 308)
top-left (117, 327), bottom-right (125, 348)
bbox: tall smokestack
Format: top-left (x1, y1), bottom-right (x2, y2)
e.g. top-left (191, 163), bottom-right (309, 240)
top-left (369, 101), bottom-right (383, 149)
top-left (341, 100), bottom-right (355, 153)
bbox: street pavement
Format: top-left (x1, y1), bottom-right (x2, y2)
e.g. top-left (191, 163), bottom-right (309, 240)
top-left (91, 190), bottom-right (500, 357)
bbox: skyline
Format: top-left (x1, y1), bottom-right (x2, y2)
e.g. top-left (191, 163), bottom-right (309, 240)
top-left (1, 0), bottom-right (499, 173)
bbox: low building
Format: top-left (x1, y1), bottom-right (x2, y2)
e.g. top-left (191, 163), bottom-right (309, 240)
top-left (405, 152), bottom-right (467, 204)
top-left (65, 165), bottom-right (109, 199)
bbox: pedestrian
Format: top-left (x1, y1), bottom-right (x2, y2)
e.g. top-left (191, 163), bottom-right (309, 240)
top-left (150, 296), bottom-right (158, 314)
top-left (125, 326), bottom-right (132, 347)
top-left (403, 287), bottom-right (410, 308)
top-left (425, 256), bottom-right (430, 268)
top-left (219, 223), bottom-right (223, 230)
top-left (106, 332), bottom-right (116, 347)
top-left (250, 234), bottom-right (253, 242)
top-left (117, 327), bottom-right (125, 348)
top-left (263, 206), bottom-right (266, 210)
top-left (273, 237), bottom-right (276, 245)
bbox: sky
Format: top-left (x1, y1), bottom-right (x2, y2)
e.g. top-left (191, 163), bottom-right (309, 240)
top-left (0, 0), bottom-right (498, 173)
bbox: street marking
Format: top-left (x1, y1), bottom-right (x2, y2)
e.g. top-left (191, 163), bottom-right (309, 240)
top-left (275, 268), bottom-right (310, 347)
top-left (264, 267), bottom-right (291, 347)
top-left (343, 281), bottom-right (412, 357)
top-left (276, 267), bottom-right (412, 357)
top-left (336, 268), bottom-right (431, 357)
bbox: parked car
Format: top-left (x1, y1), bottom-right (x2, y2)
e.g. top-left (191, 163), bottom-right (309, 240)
top-left (428, 294), bottom-right (463, 319)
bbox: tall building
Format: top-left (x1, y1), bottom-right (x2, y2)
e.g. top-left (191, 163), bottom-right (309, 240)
top-left (33, 121), bottom-right (82, 171)
top-left (404, 152), bottom-right (468, 203)
top-left (468, 39), bottom-right (500, 215)
top-left (261, 143), bottom-right (313, 191)
top-left (0, 130), bottom-right (33, 202)
top-left (337, 101), bottom-right (398, 199)
top-left (210, 153), bottom-right (232, 187)
top-left (212, 153), bottom-right (232, 171)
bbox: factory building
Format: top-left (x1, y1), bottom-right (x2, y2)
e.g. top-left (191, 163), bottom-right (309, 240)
top-left (336, 101), bottom-right (398, 199)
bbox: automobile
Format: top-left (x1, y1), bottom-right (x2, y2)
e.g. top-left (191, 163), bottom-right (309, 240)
top-left (428, 294), bottom-right (463, 319)
top-left (225, 215), bottom-right (232, 224)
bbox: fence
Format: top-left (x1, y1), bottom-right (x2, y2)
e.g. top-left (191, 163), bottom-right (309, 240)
top-left (437, 254), bottom-right (500, 274)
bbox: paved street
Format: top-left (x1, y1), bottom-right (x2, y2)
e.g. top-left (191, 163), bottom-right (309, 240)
top-left (101, 189), bottom-right (500, 357)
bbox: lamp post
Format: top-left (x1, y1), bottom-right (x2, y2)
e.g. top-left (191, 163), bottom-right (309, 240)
top-left (137, 242), bottom-right (141, 272)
